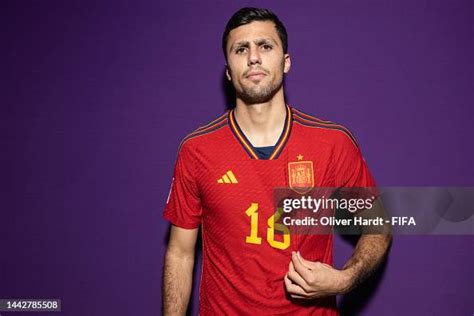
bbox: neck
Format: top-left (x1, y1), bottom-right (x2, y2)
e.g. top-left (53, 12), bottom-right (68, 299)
top-left (234, 88), bottom-right (287, 147)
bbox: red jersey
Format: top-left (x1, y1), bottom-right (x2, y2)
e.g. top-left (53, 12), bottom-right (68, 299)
top-left (164, 105), bottom-right (375, 315)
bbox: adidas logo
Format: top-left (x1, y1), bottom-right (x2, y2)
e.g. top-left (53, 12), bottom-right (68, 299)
top-left (217, 170), bottom-right (238, 184)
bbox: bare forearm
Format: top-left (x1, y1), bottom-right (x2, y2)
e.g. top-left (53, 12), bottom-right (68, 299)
top-left (341, 234), bottom-right (392, 292)
top-left (163, 249), bottom-right (195, 315)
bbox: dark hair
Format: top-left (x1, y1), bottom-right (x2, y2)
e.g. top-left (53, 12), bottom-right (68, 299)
top-left (222, 7), bottom-right (288, 61)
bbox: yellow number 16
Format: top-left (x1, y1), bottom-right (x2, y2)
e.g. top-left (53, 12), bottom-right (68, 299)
top-left (245, 203), bottom-right (290, 250)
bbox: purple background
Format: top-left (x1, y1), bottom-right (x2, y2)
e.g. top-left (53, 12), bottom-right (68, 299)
top-left (2, 1), bottom-right (473, 315)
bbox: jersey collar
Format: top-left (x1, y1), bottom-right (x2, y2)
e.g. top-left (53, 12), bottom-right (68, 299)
top-left (229, 105), bottom-right (292, 160)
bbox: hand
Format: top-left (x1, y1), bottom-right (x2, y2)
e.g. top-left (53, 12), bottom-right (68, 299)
top-left (284, 251), bottom-right (352, 299)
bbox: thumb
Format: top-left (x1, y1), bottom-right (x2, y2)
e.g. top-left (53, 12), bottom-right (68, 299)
top-left (296, 251), bottom-right (314, 269)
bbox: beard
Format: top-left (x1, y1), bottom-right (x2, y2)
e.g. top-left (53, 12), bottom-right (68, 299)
top-left (236, 77), bottom-right (282, 104)
top-left (234, 60), bottom-right (285, 104)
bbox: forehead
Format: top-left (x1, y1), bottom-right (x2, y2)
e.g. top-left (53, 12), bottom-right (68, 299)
top-left (227, 20), bottom-right (280, 49)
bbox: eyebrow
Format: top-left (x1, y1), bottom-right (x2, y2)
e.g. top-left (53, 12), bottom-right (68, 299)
top-left (230, 38), bottom-right (279, 51)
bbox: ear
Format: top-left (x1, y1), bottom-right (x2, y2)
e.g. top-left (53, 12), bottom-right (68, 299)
top-left (225, 65), bottom-right (232, 81)
top-left (283, 54), bottom-right (291, 74)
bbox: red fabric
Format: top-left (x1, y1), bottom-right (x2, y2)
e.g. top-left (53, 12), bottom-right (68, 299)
top-left (164, 107), bottom-right (375, 315)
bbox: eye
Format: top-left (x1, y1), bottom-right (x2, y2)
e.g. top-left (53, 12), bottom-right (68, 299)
top-left (235, 47), bottom-right (247, 54)
top-left (261, 44), bottom-right (273, 51)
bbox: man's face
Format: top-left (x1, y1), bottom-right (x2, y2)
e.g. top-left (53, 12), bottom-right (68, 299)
top-left (226, 21), bottom-right (291, 104)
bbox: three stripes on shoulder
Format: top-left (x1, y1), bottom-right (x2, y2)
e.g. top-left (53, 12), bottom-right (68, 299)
top-left (217, 170), bottom-right (238, 184)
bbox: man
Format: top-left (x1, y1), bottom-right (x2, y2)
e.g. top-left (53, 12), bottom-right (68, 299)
top-left (163, 7), bottom-right (391, 315)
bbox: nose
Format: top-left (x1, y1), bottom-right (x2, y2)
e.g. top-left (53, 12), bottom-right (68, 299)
top-left (247, 46), bottom-right (261, 66)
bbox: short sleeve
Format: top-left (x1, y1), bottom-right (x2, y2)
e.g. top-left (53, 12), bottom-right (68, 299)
top-left (334, 134), bottom-right (376, 188)
top-left (163, 143), bottom-right (202, 229)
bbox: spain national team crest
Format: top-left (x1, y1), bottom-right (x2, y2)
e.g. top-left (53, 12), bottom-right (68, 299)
top-left (288, 155), bottom-right (314, 194)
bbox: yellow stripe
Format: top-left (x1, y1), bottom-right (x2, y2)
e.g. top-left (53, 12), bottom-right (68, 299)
top-left (292, 108), bottom-right (332, 124)
top-left (226, 170), bottom-right (238, 183)
top-left (269, 105), bottom-right (291, 160)
top-left (217, 178), bottom-right (223, 183)
top-left (230, 110), bottom-right (259, 159)
top-left (178, 117), bottom-right (228, 152)
top-left (293, 120), bottom-right (358, 148)
top-left (186, 115), bottom-right (228, 139)
top-left (196, 112), bottom-right (227, 131)
top-left (222, 174), bottom-right (231, 183)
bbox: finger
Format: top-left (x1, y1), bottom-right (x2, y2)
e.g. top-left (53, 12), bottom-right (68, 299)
top-left (299, 252), bottom-right (334, 272)
top-left (287, 261), bottom-right (310, 292)
top-left (297, 251), bottom-right (317, 269)
top-left (291, 252), bottom-right (313, 282)
top-left (284, 274), bottom-right (308, 297)
top-left (284, 274), bottom-right (307, 296)
top-left (290, 294), bottom-right (307, 299)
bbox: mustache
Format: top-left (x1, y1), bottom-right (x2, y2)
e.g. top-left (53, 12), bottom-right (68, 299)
top-left (243, 67), bottom-right (269, 77)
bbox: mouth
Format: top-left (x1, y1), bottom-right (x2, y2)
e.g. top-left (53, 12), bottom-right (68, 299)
top-left (246, 71), bottom-right (267, 80)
